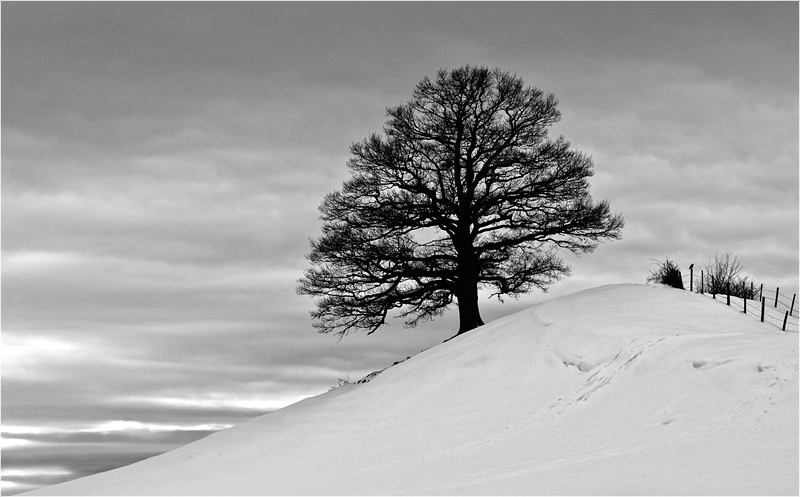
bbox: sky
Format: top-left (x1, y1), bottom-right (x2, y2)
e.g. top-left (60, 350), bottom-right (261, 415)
top-left (1, 2), bottom-right (798, 494)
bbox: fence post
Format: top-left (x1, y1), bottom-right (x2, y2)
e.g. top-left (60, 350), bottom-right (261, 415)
top-left (712, 276), bottom-right (716, 299)
top-left (726, 283), bottom-right (730, 306)
top-left (782, 311), bottom-right (789, 331)
top-left (750, 281), bottom-right (753, 298)
top-left (790, 294), bottom-right (796, 317)
top-left (774, 287), bottom-right (779, 308)
top-left (760, 283), bottom-right (763, 301)
top-left (700, 271), bottom-right (704, 294)
top-left (761, 297), bottom-right (765, 323)
top-left (689, 264), bottom-right (693, 292)
top-left (744, 295), bottom-right (747, 314)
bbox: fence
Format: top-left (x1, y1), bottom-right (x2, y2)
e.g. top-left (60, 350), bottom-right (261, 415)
top-left (678, 267), bottom-right (798, 333)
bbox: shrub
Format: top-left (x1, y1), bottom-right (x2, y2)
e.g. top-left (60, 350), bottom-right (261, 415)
top-left (701, 253), bottom-right (758, 299)
top-left (328, 374), bottom-right (352, 391)
top-left (646, 258), bottom-right (685, 289)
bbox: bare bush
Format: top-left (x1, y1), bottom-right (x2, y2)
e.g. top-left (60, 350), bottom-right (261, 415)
top-left (328, 374), bottom-right (352, 391)
top-left (701, 253), bottom-right (758, 299)
top-left (646, 258), bottom-right (684, 289)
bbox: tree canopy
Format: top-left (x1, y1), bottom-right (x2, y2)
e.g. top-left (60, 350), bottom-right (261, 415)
top-left (298, 66), bottom-right (624, 338)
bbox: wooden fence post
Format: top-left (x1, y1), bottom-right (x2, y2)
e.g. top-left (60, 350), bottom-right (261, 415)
top-left (726, 283), bottom-right (730, 306)
top-left (774, 287), bottom-right (779, 308)
top-left (689, 264), bottom-right (693, 292)
top-left (744, 295), bottom-right (747, 314)
top-left (700, 271), bottom-right (704, 294)
top-left (761, 297), bottom-right (765, 323)
top-left (760, 284), bottom-right (763, 301)
top-left (790, 294), bottom-right (796, 317)
top-left (782, 311), bottom-right (789, 331)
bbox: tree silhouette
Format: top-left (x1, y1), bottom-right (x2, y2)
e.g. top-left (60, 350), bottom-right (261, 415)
top-left (298, 66), bottom-right (623, 338)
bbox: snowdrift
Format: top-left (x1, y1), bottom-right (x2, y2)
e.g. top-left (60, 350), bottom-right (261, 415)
top-left (28, 284), bottom-right (798, 495)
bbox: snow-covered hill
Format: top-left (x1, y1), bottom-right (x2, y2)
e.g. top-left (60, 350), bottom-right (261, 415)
top-left (26, 284), bottom-right (798, 495)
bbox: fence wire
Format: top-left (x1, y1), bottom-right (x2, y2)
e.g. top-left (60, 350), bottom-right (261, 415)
top-left (678, 270), bottom-right (798, 333)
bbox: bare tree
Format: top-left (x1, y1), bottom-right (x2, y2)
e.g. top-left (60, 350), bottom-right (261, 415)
top-left (298, 66), bottom-right (624, 338)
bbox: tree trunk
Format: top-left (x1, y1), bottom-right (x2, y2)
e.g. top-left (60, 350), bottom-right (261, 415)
top-left (453, 228), bottom-right (483, 336)
top-left (455, 280), bottom-right (484, 335)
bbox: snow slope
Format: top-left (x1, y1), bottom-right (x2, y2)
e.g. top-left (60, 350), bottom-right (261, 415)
top-left (27, 284), bottom-right (798, 495)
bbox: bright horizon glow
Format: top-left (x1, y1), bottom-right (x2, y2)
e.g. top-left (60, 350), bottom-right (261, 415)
top-left (89, 420), bottom-right (233, 433)
top-left (1, 250), bottom-right (85, 273)
top-left (1, 438), bottom-right (33, 449)
top-left (1, 426), bottom-right (50, 435)
top-left (124, 395), bottom-right (308, 411)
top-left (1, 469), bottom-right (72, 478)
top-left (1, 421), bottom-right (234, 436)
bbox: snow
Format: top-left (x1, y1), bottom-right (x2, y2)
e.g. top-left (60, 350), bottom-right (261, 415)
top-left (25, 284), bottom-right (798, 495)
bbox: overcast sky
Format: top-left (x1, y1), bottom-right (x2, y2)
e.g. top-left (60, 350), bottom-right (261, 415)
top-left (2, 2), bottom-right (798, 494)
